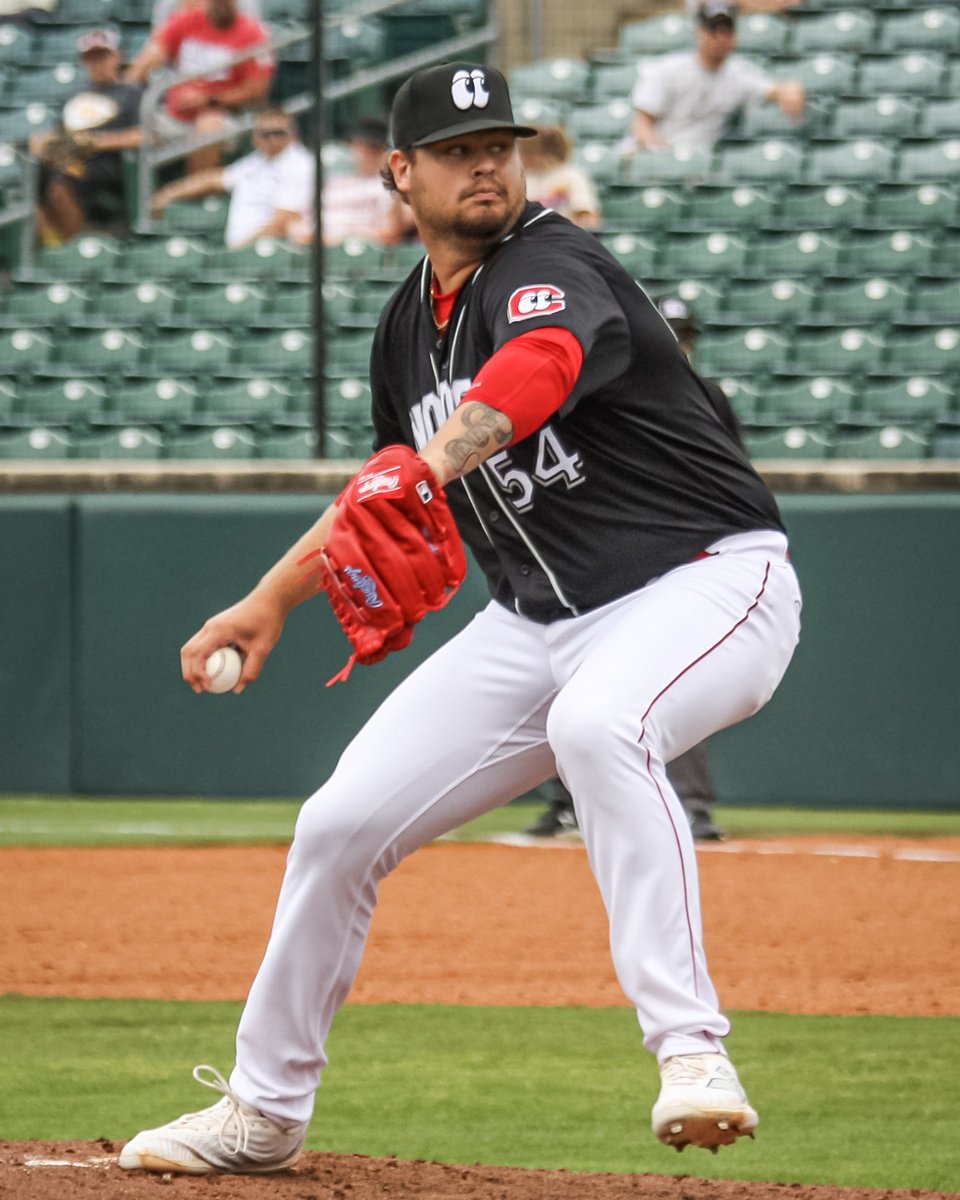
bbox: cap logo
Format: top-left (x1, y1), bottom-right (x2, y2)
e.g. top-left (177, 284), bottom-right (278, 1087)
top-left (451, 68), bottom-right (490, 112)
top-left (507, 285), bottom-right (566, 323)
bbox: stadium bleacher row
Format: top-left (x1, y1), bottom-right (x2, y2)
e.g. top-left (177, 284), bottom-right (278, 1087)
top-left (0, 1), bottom-right (958, 460)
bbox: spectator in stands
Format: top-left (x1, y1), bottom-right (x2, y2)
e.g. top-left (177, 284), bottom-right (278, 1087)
top-left (126, 0), bottom-right (274, 172)
top-left (322, 115), bottom-right (408, 245)
top-left (152, 0), bottom-right (262, 27)
top-left (519, 125), bottom-right (601, 229)
top-left (0, 0), bottom-right (57, 23)
top-left (30, 29), bottom-right (144, 246)
top-left (149, 106), bottom-right (313, 248)
top-left (630, 1), bottom-right (804, 154)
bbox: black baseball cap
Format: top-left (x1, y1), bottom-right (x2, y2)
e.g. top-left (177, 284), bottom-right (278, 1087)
top-left (390, 62), bottom-right (538, 149)
top-left (697, 2), bottom-right (737, 29)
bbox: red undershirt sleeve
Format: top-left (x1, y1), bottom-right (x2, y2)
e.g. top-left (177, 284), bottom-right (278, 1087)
top-left (461, 326), bottom-right (584, 445)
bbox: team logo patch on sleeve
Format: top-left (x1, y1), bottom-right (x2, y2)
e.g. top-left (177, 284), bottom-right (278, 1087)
top-left (507, 285), bottom-right (566, 324)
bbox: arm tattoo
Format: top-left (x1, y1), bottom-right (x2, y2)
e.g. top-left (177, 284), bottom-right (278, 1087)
top-left (443, 401), bottom-right (513, 477)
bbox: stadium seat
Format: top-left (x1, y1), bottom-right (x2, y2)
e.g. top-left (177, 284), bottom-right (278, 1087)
top-left (762, 375), bottom-right (857, 421)
top-left (597, 232), bottom-right (659, 278)
top-left (931, 426), bottom-right (960, 457)
top-left (918, 97), bottom-right (960, 139)
top-left (0, 425), bottom-right (72, 458)
top-left (601, 185), bottom-right (684, 231)
top-left (842, 230), bottom-right (935, 276)
top-left (258, 427), bottom-right (318, 459)
top-left (325, 330), bottom-right (374, 376)
top-left (876, 7), bottom-right (960, 54)
top-left (48, 328), bottom-right (143, 375)
top-left (789, 327), bottom-right (885, 375)
top-left (512, 97), bottom-right (567, 128)
top-left (325, 422), bottom-right (372, 459)
top-left (858, 53), bottom-right (946, 96)
top-left (882, 326), bottom-right (960, 375)
top-left (150, 330), bottom-right (235, 375)
top-left (21, 378), bottom-right (108, 423)
top-left (509, 58), bottom-right (589, 105)
top-left (157, 196), bottom-right (230, 237)
top-left (74, 426), bottom-right (164, 460)
top-left (735, 12), bottom-right (792, 56)
top-left (15, 64), bottom-right (83, 105)
top-left (661, 278), bottom-right (726, 323)
top-left (814, 277), bottom-right (910, 325)
top-left (325, 376), bottom-right (372, 422)
top-left (620, 12), bottom-right (692, 54)
top-left (776, 183), bottom-right (869, 229)
top-left (896, 139), bottom-right (960, 181)
top-left (0, 101), bottom-right (54, 143)
top-left (342, 279), bottom-right (395, 324)
top-left (266, 284), bottom-right (312, 326)
top-left (0, 282), bottom-right (89, 327)
top-left (201, 377), bottom-right (293, 422)
top-left (714, 375), bottom-right (762, 423)
top-left (831, 423), bottom-right (929, 459)
top-left (695, 327), bottom-right (790, 376)
top-left (713, 139), bottom-right (804, 183)
top-left (234, 329), bottom-right (312, 375)
top-left (831, 96), bottom-right (920, 140)
top-left (123, 237), bottom-right (210, 280)
top-left (325, 17), bottom-right (385, 65)
top-left (859, 375), bottom-right (953, 421)
top-left (743, 423), bottom-right (831, 459)
top-left (590, 59), bottom-right (646, 103)
top-left (770, 53), bottom-right (857, 96)
top-left (208, 239), bottom-right (309, 282)
top-left (93, 281), bottom-right (179, 328)
top-left (28, 235), bottom-right (125, 280)
top-left (566, 100), bottom-right (632, 143)
top-left (108, 377), bottom-right (199, 424)
top-left (790, 10), bottom-right (876, 55)
top-left (868, 182), bottom-right (958, 229)
top-left (0, 377), bottom-right (17, 418)
top-left (0, 327), bottom-right (55, 374)
top-left (570, 140), bottom-right (624, 187)
top-left (323, 237), bottom-right (390, 280)
top-left (750, 231), bottom-right (843, 276)
top-left (719, 278), bottom-right (817, 326)
top-left (177, 281), bottom-right (270, 328)
top-left (737, 94), bottom-right (829, 141)
top-left (165, 425), bottom-right (258, 459)
top-left (681, 183), bottom-right (777, 231)
top-left (0, 23), bottom-right (35, 67)
top-left (908, 278), bottom-right (960, 323)
top-left (806, 139), bottom-right (895, 184)
top-left (621, 145), bottom-right (711, 185)
top-left (32, 25), bottom-right (92, 66)
top-left (928, 227), bottom-right (960, 277)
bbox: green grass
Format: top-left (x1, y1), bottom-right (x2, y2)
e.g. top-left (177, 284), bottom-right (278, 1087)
top-left (1, 995), bottom-right (958, 1192)
top-left (3, 795), bottom-right (960, 847)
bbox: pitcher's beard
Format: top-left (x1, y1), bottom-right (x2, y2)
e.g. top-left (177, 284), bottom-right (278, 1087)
top-left (451, 207), bottom-right (515, 244)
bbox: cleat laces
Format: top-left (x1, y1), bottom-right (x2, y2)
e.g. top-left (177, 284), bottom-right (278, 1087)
top-left (187, 1064), bottom-right (255, 1157)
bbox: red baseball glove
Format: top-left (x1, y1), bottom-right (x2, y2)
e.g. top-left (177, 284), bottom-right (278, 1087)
top-left (299, 445), bottom-right (467, 684)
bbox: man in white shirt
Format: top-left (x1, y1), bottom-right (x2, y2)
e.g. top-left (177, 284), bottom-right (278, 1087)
top-left (631, 1), bottom-right (804, 153)
top-left (321, 115), bottom-right (404, 245)
top-left (150, 107), bottom-right (315, 247)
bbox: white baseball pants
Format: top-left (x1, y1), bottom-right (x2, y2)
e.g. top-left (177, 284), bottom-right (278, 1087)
top-left (230, 529), bottom-right (801, 1125)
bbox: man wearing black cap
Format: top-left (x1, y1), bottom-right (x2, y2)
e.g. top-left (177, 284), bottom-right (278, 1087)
top-left (120, 61), bottom-right (801, 1176)
top-left (631, 2), bottom-right (804, 153)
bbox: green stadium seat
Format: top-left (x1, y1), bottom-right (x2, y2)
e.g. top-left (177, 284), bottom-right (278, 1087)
top-left (0, 102), bottom-right (57, 144)
top-left (0, 378), bottom-right (17, 417)
top-left (897, 139), bottom-right (960, 181)
top-left (325, 329), bottom-right (374, 376)
top-left (790, 327), bottom-right (885, 375)
top-left (763, 375), bottom-right (857, 421)
top-left (234, 328), bottom-right (312, 375)
top-left (93, 281), bottom-right (178, 328)
top-left (806, 139), bottom-right (895, 184)
top-left (876, 7), bottom-right (960, 53)
top-left (814, 277), bottom-right (910, 324)
top-left (868, 182), bottom-right (958, 229)
top-left (324, 422), bottom-right (372, 459)
top-left (660, 231), bottom-right (750, 277)
top-left (590, 59), bottom-right (645, 103)
top-left (737, 95), bottom-right (829, 141)
top-left (325, 17), bottom-right (385, 65)
top-left (713, 139), bottom-right (804, 183)
top-left (0, 140), bottom-right (19, 188)
top-left (32, 26), bottom-right (92, 66)
top-left (601, 184), bottom-right (684, 231)
top-left (15, 64), bottom-right (83, 105)
top-left (384, 240), bottom-right (428, 279)
top-left (56, 0), bottom-right (119, 23)
top-left (258, 427), bottom-right (318, 459)
top-left (108, 377), bottom-right (200, 424)
top-left (323, 237), bottom-right (390, 280)
top-left (157, 196), bottom-right (230, 237)
top-left (0, 23), bottom-right (35, 67)
top-left (122, 237), bottom-right (210, 280)
top-left (858, 53), bottom-right (946, 96)
top-left (750, 231), bottom-right (843, 276)
top-left (831, 96), bottom-right (920, 140)
top-left (931, 426), bottom-right (960, 457)
top-left (0, 282), bottom-right (89, 327)
top-left (883, 326), bottom-right (960, 375)
top-left (0, 327), bottom-right (54, 373)
top-left (572, 140), bottom-right (625, 186)
top-left (266, 284), bottom-right (311, 326)
top-left (713, 375), bottom-right (762, 423)
top-left (621, 145), bottom-right (710, 185)
top-left (566, 100), bottom-right (633, 143)
top-left (790, 10), bottom-right (876, 54)
top-left (928, 227), bottom-right (960, 277)
top-left (743, 422), bottom-right (831, 459)
top-left (201, 377), bottom-right (293, 422)
top-left (735, 12), bottom-right (792, 56)
top-left (831, 423), bottom-right (929, 459)
top-left (74, 426), bottom-right (164, 460)
top-left (165, 425), bottom-right (258, 459)
top-left (776, 183), bottom-right (869, 229)
top-left (49, 328), bottom-right (144, 375)
top-left (510, 58), bottom-right (590, 105)
top-left (660, 278), bottom-right (726, 323)
top-left (841, 230), bottom-right (935, 276)
top-left (909, 278), bottom-right (960, 323)
top-left (325, 376), bottom-right (372, 422)
top-left (512, 97), bottom-right (568, 128)
top-left (720, 278), bottom-right (817, 326)
top-left (208, 239), bottom-right (309, 282)
top-left (597, 231), bottom-right (659, 278)
top-left (918, 98), bottom-right (960, 139)
top-left (345, 278), bottom-right (397, 324)
top-left (150, 330), bottom-right (235, 375)
top-left (859, 375), bottom-right (952, 421)
top-left (770, 53), bottom-right (857, 96)
top-left (20, 377), bottom-right (108, 423)
top-left (696, 327), bottom-right (789, 376)
top-left (177, 281), bottom-right (270, 327)
top-left (0, 425), bottom-right (72, 458)
top-left (29, 235), bottom-right (125, 280)
top-left (681, 183), bottom-right (777, 231)
top-left (619, 12), bottom-right (692, 54)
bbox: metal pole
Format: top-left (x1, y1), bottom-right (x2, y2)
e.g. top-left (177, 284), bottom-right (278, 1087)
top-left (311, 0), bottom-right (327, 460)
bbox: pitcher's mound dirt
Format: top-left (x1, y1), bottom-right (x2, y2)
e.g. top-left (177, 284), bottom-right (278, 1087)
top-left (2, 1142), bottom-right (958, 1200)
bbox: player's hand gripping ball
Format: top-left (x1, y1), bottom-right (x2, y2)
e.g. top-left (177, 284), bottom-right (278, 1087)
top-left (205, 646), bottom-right (243, 693)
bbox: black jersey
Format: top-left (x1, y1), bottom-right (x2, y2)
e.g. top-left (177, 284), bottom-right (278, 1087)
top-left (370, 202), bottom-right (783, 623)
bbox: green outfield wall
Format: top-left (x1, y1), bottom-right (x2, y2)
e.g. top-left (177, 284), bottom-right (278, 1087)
top-left (2, 491), bottom-right (958, 807)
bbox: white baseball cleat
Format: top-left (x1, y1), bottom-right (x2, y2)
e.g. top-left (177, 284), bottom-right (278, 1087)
top-left (651, 1052), bottom-right (759, 1153)
top-left (118, 1065), bottom-right (306, 1174)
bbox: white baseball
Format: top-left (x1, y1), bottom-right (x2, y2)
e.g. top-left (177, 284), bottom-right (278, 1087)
top-left (205, 646), bottom-right (243, 694)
